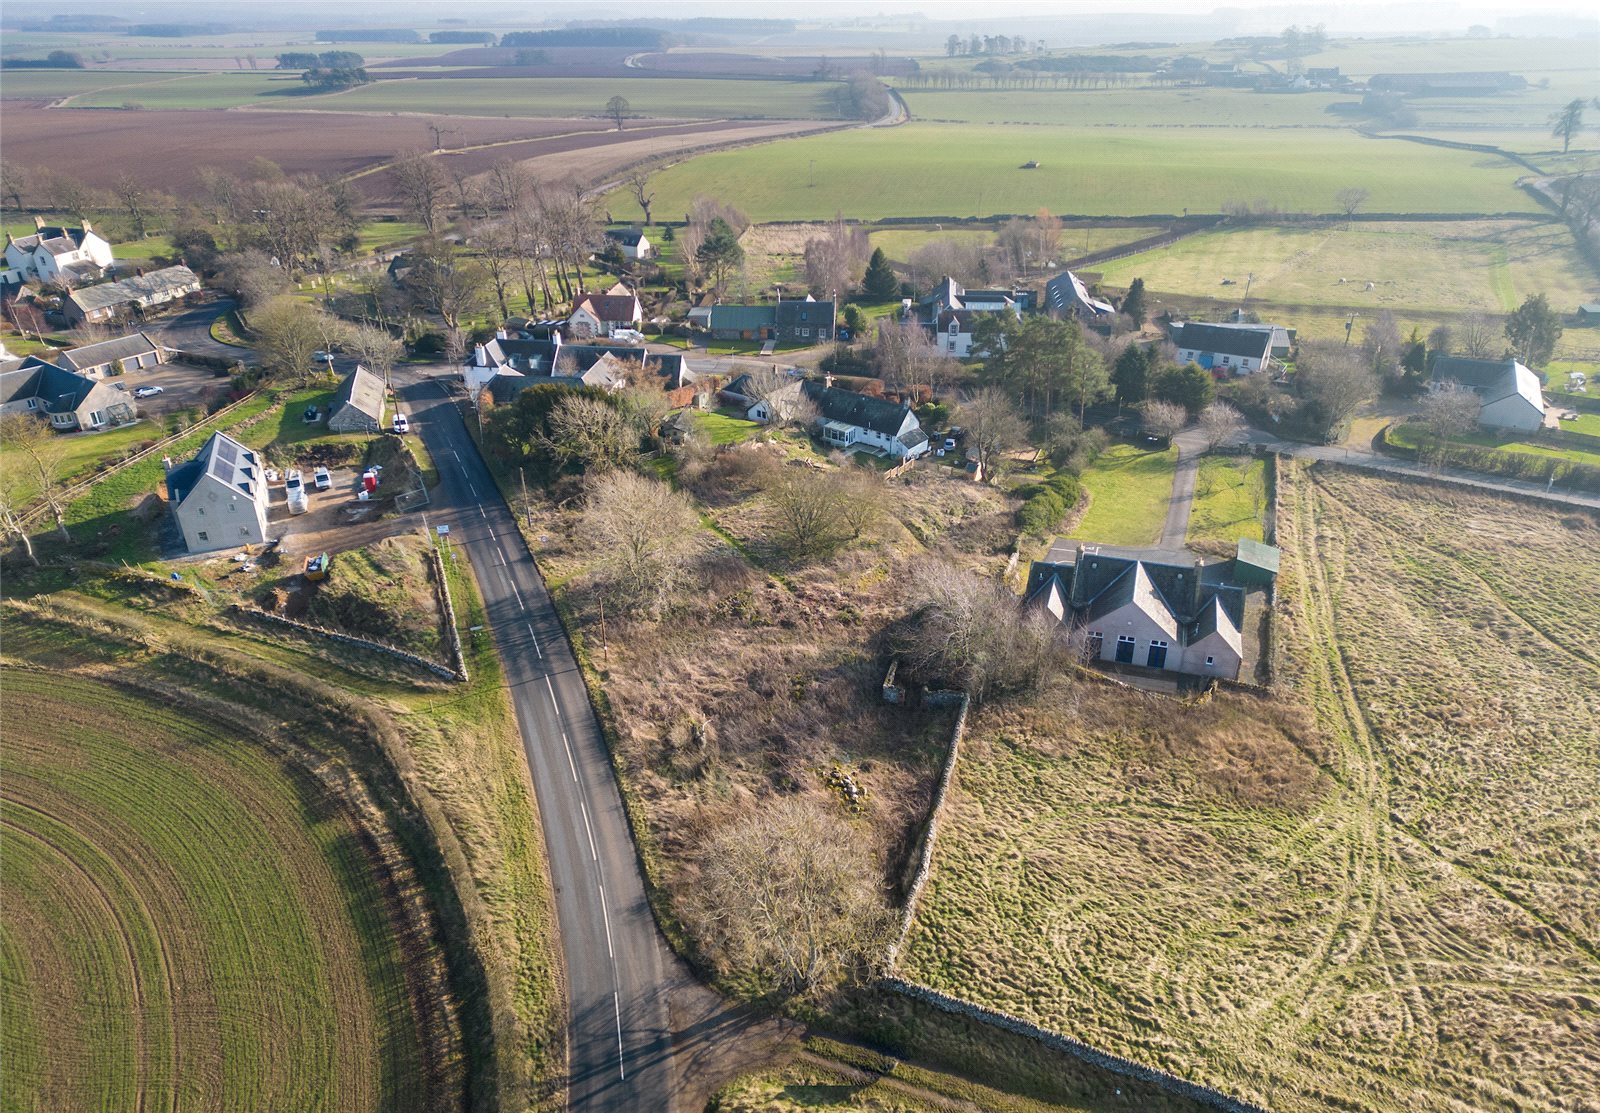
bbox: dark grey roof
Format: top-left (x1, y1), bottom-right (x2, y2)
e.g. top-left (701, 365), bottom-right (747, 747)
top-left (1430, 355), bottom-right (1511, 392)
top-left (708, 304), bottom-right (775, 331)
top-left (1045, 270), bottom-right (1113, 316)
top-left (1173, 322), bottom-right (1273, 361)
top-left (605, 228), bottom-right (647, 246)
top-left (59, 331), bottom-right (162, 371)
top-left (776, 299), bottom-right (834, 328)
top-left (168, 431), bottom-right (262, 503)
top-left (68, 266), bottom-right (199, 314)
top-left (1027, 544), bottom-right (1246, 642)
top-left (0, 356), bottom-right (100, 413)
top-left (331, 365), bottom-right (385, 421)
top-left (800, 381), bottom-right (913, 438)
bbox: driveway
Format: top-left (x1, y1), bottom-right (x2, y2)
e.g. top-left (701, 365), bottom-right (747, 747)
top-left (147, 295), bottom-right (255, 364)
top-left (116, 359), bottom-right (231, 418)
top-left (1157, 427), bottom-right (1210, 550)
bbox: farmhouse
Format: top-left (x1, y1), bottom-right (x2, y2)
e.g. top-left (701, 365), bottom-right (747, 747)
top-left (933, 309), bottom-right (987, 358)
top-left (2, 217), bottom-right (114, 286)
top-left (568, 285), bottom-right (642, 339)
top-left (919, 276), bottom-right (1023, 357)
top-left (1044, 270), bottom-right (1115, 322)
top-left (64, 266), bottom-right (202, 326)
top-left (1429, 356), bottom-right (1546, 433)
top-left (57, 331), bottom-right (167, 379)
top-left (708, 297), bottom-right (835, 344)
top-left (1170, 321), bottom-right (1275, 375)
top-left (326, 365), bottom-right (386, 433)
top-left (604, 227), bottom-right (653, 260)
top-left (0, 355), bottom-right (137, 432)
top-left (1026, 542), bottom-right (1268, 681)
top-left (163, 431), bottom-right (271, 554)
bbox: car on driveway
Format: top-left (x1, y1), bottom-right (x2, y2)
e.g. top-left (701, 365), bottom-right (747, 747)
top-left (313, 466), bottom-right (332, 491)
top-left (133, 385), bottom-right (164, 399)
top-left (391, 413), bottom-right (410, 434)
top-left (285, 470), bottom-right (309, 515)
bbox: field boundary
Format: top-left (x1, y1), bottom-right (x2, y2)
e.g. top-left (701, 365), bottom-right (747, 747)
top-left (885, 692), bottom-right (969, 966)
top-left (428, 539), bottom-right (470, 681)
top-left (228, 604), bottom-right (467, 682)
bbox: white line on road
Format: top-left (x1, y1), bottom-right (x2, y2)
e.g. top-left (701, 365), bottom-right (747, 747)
top-left (510, 584), bottom-right (525, 611)
top-left (561, 734), bottom-right (578, 781)
top-left (451, 449), bottom-right (461, 461)
top-left (479, 507), bottom-right (487, 519)
top-left (487, 526), bottom-right (495, 540)
top-left (496, 549), bottom-right (506, 566)
top-left (614, 993), bottom-right (626, 1081)
top-left (526, 623), bottom-right (541, 657)
top-left (581, 801), bottom-right (599, 864)
top-left (544, 675), bottom-right (562, 719)
top-left (467, 482), bottom-right (478, 499)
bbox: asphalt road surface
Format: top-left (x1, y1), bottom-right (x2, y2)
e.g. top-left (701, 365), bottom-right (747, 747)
top-left (397, 366), bottom-right (678, 1110)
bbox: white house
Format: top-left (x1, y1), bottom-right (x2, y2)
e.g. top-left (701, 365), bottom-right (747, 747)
top-left (163, 431), bottom-right (271, 554)
top-left (568, 284), bottom-right (642, 339)
top-left (57, 331), bottom-right (167, 379)
top-left (1170, 322), bottom-right (1274, 375)
top-left (64, 266), bottom-right (202, 326)
top-left (803, 381), bottom-right (930, 458)
top-left (2, 218), bottom-right (115, 286)
top-left (1429, 356), bottom-right (1546, 433)
top-left (604, 228), bottom-right (653, 260)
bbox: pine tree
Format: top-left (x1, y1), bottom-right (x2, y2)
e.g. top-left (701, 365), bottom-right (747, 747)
top-left (1121, 277), bottom-right (1147, 325)
top-left (861, 247), bottom-right (899, 301)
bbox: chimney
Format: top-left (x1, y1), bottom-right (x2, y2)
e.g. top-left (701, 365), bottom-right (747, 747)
top-left (162, 455), bottom-right (174, 474)
top-left (474, 343), bottom-right (488, 367)
top-left (33, 216), bottom-right (45, 231)
top-left (81, 219), bottom-right (92, 233)
top-left (495, 327), bottom-right (507, 340)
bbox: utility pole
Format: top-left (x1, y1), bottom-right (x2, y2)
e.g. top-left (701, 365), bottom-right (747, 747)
top-left (519, 466), bottom-right (530, 530)
top-left (1344, 311), bottom-right (1358, 346)
top-left (1242, 271), bottom-right (1254, 310)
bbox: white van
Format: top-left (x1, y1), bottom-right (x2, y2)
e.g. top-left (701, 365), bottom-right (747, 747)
top-left (285, 470), bottom-right (309, 515)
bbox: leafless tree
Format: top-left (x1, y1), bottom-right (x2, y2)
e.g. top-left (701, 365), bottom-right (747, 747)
top-left (1197, 401), bottom-right (1246, 450)
top-left (1334, 186), bottom-right (1370, 221)
top-left (543, 394), bottom-right (637, 472)
top-left (871, 317), bottom-right (943, 398)
top-left (349, 325), bottom-right (403, 388)
top-left (1141, 399), bottom-right (1189, 440)
top-left (687, 195), bottom-right (749, 237)
top-left (391, 150), bottom-right (450, 233)
top-left (959, 388), bottom-right (1027, 481)
top-left (764, 466), bottom-right (859, 560)
top-left (1297, 341), bottom-right (1377, 441)
top-left (250, 296), bottom-right (325, 379)
top-left (803, 213), bottom-right (870, 299)
top-left (626, 169), bottom-right (656, 226)
top-left (406, 238), bottom-right (490, 330)
top-left (0, 485), bottom-right (39, 565)
top-left (676, 219), bottom-right (707, 290)
top-left (606, 95), bottom-right (630, 130)
top-left (1360, 310), bottom-right (1403, 386)
top-left (904, 238), bottom-right (989, 290)
top-left (581, 470), bottom-right (701, 615)
top-left (683, 797), bottom-right (892, 993)
top-left (0, 159), bottom-right (30, 212)
top-left (1457, 313), bottom-right (1498, 359)
top-left (1417, 382), bottom-right (1480, 464)
top-left (0, 415), bottom-right (70, 542)
top-left (113, 173), bottom-right (150, 239)
top-left (472, 222), bottom-right (520, 321)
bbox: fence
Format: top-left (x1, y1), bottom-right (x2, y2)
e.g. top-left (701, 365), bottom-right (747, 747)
top-left (230, 605), bottom-right (465, 682)
top-left (428, 541), bottom-right (469, 683)
top-left (886, 692), bottom-right (970, 963)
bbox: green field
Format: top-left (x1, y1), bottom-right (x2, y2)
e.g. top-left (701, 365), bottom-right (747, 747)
top-left (0, 669), bottom-right (439, 1111)
top-left (867, 222), bottom-right (1164, 266)
top-left (66, 71), bottom-right (319, 108)
top-left (0, 69), bottom-right (199, 101)
top-left (1385, 420), bottom-right (1600, 468)
top-left (1186, 455), bottom-right (1267, 544)
top-left (901, 87), bottom-right (1351, 128)
top-left (301, 75), bottom-right (847, 120)
top-left (0, 418), bottom-right (160, 506)
top-left (1094, 220), bottom-right (1592, 315)
top-left (1067, 442), bottom-right (1176, 546)
top-left (619, 124), bottom-right (1532, 221)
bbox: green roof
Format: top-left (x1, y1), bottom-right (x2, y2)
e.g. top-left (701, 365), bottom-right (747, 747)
top-left (1236, 537), bottom-right (1281, 574)
top-left (708, 304), bottom-right (776, 330)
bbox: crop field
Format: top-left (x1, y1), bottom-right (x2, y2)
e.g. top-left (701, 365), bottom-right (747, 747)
top-left (1186, 455), bottom-right (1267, 545)
top-left (1093, 220), bottom-right (1593, 316)
top-left (0, 69), bottom-right (203, 101)
top-left (620, 124), bottom-right (1531, 221)
top-left (1067, 442), bottom-right (1176, 546)
top-left (0, 668), bottom-right (452, 1111)
top-left (900, 463), bottom-right (1600, 1111)
top-left (64, 72), bottom-right (318, 109)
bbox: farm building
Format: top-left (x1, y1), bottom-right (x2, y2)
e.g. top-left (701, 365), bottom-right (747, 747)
top-left (1429, 356), bottom-right (1546, 433)
top-left (1577, 303), bottom-right (1600, 324)
top-left (2, 217), bottom-right (114, 287)
top-left (604, 228), bottom-right (653, 260)
top-left (708, 297), bottom-right (836, 344)
top-left (57, 331), bottom-right (167, 379)
top-left (326, 365), bottom-right (386, 433)
top-left (568, 286), bottom-right (642, 339)
top-left (1044, 270), bottom-right (1114, 323)
top-left (0, 355), bottom-right (137, 432)
top-left (164, 431), bottom-right (270, 554)
top-left (64, 266), bottom-right (202, 326)
top-left (1026, 542), bottom-right (1265, 681)
top-left (1170, 321), bottom-right (1275, 375)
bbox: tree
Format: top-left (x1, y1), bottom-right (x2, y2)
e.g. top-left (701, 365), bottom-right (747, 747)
top-left (1120, 277), bottom-right (1147, 326)
top-left (1111, 342), bottom-right (1152, 404)
top-left (0, 414), bottom-right (70, 543)
top-left (1197, 401), bottom-right (1246, 451)
top-left (1503, 292), bottom-right (1562, 368)
top-left (0, 160), bottom-right (28, 212)
top-left (1150, 362), bottom-right (1214, 414)
top-left (695, 217), bottom-right (744, 292)
top-left (605, 95), bottom-right (630, 130)
top-left (349, 325), bottom-right (403, 388)
top-left (543, 393), bottom-right (636, 473)
top-left (959, 388), bottom-right (1028, 482)
top-left (1334, 186), bottom-right (1370, 221)
top-left (1360, 310), bottom-right (1404, 389)
top-left (581, 471), bottom-right (701, 616)
top-left (113, 173), bottom-right (150, 239)
top-left (626, 169), bottom-right (655, 226)
top-left (250, 297), bottom-right (325, 379)
top-left (1457, 312), bottom-right (1498, 359)
top-left (684, 798), bottom-right (891, 993)
top-left (1141, 399), bottom-right (1188, 441)
top-left (406, 237), bottom-right (490, 330)
top-left (1418, 382), bottom-right (1481, 463)
top-left (861, 246), bottom-right (899, 301)
top-left (803, 214), bottom-right (869, 299)
top-left (1399, 328), bottom-right (1429, 391)
top-left (391, 150), bottom-right (449, 233)
top-left (946, 33), bottom-right (962, 56)
top-left (1296, 342), bottom-right (1376, 442)
top-left (764, 467), bottom-right (858, 561)
top-left (1550, 98), bottom-right (1585, 154)
top-left (0, 484), bottom-right (38, 565)
top-left (871, 318), bottom-right (942, 398)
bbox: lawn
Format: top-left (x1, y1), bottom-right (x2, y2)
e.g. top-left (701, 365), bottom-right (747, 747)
top-left (302, 76), bottom-right (849, 120)
top-left (0, 418), bottom-right (161, 506)
top-left (1385, 420), bottom-right (1600, 468)
top-left (617, 124), bottom-right (1531, 221)
top-left (356, 219), bottom-right (428, 253)
top-left (0, 667), bottom-right (441, 1111)
top-left (1067, 442), bottom-right (1177, 546)
top-left (692, 408), bottom-right (762, 446)
top-left (1186, 455), bottom-right (1266, 545)
top-left (899, 464), bottom-right (1600, 1111)
top-left (1557, 411), bottom-right (1600, 436)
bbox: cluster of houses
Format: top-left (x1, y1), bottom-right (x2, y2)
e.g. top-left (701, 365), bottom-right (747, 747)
top-left (3, 216), bottom-right (202, 331)
top-left (0, 331), bottom-right (167, 433)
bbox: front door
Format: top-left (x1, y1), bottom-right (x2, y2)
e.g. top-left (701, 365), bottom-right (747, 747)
top-left (1147, 641), bottom-right (1168, 669)
top-left (1115, 635), bottom-right (1135, 664)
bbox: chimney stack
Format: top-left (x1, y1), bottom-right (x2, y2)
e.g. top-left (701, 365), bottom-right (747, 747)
top-left (495, 327), bottom-right (507, 340)
top-left (162, 455), bottom-right (174, 474)
top-left (474, 343), bottom-right (488, 367)
top-left (33, 216), bottom-right (45, 231)
top-left (81, 219), bottom-right (92, 233)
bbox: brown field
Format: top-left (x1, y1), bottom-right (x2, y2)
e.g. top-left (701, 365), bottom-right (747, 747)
top-left (899, 463), bottom-right (1600, 1112)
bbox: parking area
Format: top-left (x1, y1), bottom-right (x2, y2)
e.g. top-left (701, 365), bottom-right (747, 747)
top-left (116, 359), bottom-right (231, 418)
top-left (264, 464), bottom-right (416, 558)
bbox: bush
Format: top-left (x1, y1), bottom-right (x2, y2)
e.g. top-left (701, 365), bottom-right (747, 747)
top-left (1015, 474), bottom-right (1079, 536)
top-left (411, 331), bottom-right (447, 355)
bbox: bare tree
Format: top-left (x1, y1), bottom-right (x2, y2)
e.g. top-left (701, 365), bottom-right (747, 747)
top-left (1334, 186), bottom-right (1370, 221)
top-left (1457, 313), bottom-right (1498, 359)
top-left (406, 238), bottom-right (490, 330)
top-left (114, 173), bottom-right (150, 239)
top-left (959, 388), bottom-right (1027, 482)
top-left (626, 169), bottom-right (655, 226)
top-left (471, 221), bottom-right (519, 321)
top-left (1141, 399), bottom-right (1188, 440)
top-left (543, 394), bottom-right (637, 472)
top-left (582, 470), bottom-right (702, 615)
top-left (0, 415), bottom-right (70, 542)
top-left (0, 485), bottom-right (39, 565)
top-left (1297, 341), bottom-right (1377, 441)
top-left (1197, 401), bottom-right (1246, 450)
top-left (250, 296), bottom-right (325, 379)
top-left (606, 95), bottom-right (630, 130)
top-left (349, 325), bottom-right (403, 388)
top-left (0, 159), bottom-right (29, 212)
top-left (391, 150), bottom-right (449, 233)
top-left (1418, 382), bottom-right (1481, 464)
top-left (871, 317), bottom-right (943, 398)
top-left (802, 213), bottom-right (870, 299)
top-left (684, 797), bottom-right (892, 993)
top-left (764, 466), bottom-right (857, 560)
top-left (676, 219), bottom-right (706, 290)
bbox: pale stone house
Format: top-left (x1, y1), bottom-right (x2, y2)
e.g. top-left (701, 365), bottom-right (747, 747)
top-left (164, 432), bottom-right (270, 553)
top-left (2, 218), bottom-right (114, 286)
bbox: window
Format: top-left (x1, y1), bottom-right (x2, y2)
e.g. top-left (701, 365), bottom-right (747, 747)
top-left (197, 530), bottom-right (209, 542)
top-left (89, 410), bottom-right (104, 426)
top-left (196, 507), bottom-right (204, 516)
top-left (1221, 355), bottom-right (1231, 365)
top-left (1147, 639), bottom-right (1169, 669)
top-left (240, 527), bottom-right (250, 536)
top-left (25, 398), bottom-right (37, 409)
top-left (1115, 635), bottom-right (1136, 664)
top-left (1205, 655), bottom-right (1216, 666)
top-left (801, 328), bottom-right (810, 338)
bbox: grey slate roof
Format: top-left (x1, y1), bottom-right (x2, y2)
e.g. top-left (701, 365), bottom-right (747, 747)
top-left (605, 228), bottom-right (647, 247)
top-left (59, 331), bottom-right (162, 372)
top-left (166, 431), bottom-right (263, 504)
top-left (68, 266), bottom-right (200, 314)
top-left (800, 381), bottom-right (913, 438)
top-left (331, 365), bottom-right (386, 423)
top-left (0, 357), bottom-right (102, 413)
top-left (1173, 322), bottom-right (1273, 361)
top-left (1045, 270), bottom-right (1114, 316)
top-left (1431, 356), bottom-right (1544, 409)
top-left (1026, 544), bottom-right (1247, 645)
top-left (708, 304), bottom-right (776, 332)
top-left (776, 299), bottom-right (833, 328)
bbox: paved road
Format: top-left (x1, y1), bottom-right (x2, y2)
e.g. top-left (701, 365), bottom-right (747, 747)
top-left (1158, 428), bottom-right (1208, 549)
top-left (147, 296), bottom-right (251, 363)
top-left (396, 367), bottom-right (679, 1111)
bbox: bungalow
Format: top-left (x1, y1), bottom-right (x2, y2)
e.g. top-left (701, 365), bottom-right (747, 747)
top-left (800, 380), bottom-right (929, 459)
top-left (326, 365), bottom-right (387, 433)
top-left (465, 330), bottom-right (695, 397)
top-left (708, 297), bottom-right (835, 344)
top-left (57, 331), bottom-right (167, 379)
top-left (568, 284), bottom-right (642, 339)
top-left (2, 217), bottom-right (115, 286)
top-left (1044, 270), bottom-right (1115, 323)
top-left (164, 431), bottom-right (271, 554)
top-left (64, 266), bottom-right (202, 326)
top-left (604, 227), bottom-right (653, 261)
top-left (0, 355), bottom-right (137, 431)
top-left (1170, 321), bottom-right (1274, 375)
top-left (1429, 355), bottom-right (1546, 433)
top-left (1026, 542), bottom-right (1258, 681)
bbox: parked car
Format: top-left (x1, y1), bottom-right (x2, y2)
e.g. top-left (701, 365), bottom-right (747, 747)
top-left (285, 470), bottom-right (308, 515)
top-left (611, 328), bottom-right (644, 342)
top-left (312, 350), bottom-right (335, 364)
top-left (313, 466), bottom-right (332, 491)
top-left (391, 413), bottom-right (410, 434)
top-left (133, 385), bottom-right (164, 399)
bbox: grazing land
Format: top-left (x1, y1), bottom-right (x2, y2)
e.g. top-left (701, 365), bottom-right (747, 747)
top-left (1067, 442), bottom-right (1177, 546)
top-left (0, 665), bottom-right (456, 1112)
top-left (900, 463), bottom-right (1600, 1111)
top-left (899, 87), bottom-right (1351, 128)
top-left (615, 125), bottom-right (1531, 221)
top-left (1186, 455), bottom-right (1267, 545)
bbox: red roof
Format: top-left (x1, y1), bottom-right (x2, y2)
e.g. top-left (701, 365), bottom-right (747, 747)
top-left (573, 293), bottom-right (639, 322)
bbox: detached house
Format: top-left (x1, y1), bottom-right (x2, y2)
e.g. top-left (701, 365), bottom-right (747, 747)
top-left (326, 365), bottom-right (387, 433)
top-left (1170, 322), bottom-right (1274, 375)
top-left (1429, 356), bottom-right (1546, 433)
top-left (2, 217), bottom-right (114, 286)
top-left (568, 285), bottom-right (642, 339)
top-left (732, 377), bottom-right (929, 458)
top-left (466, 329), bottom-right (695, 398)
top-left (0, 356), bottom-right (137, 431)
top-left (918, 277), bottom-right (1023, 357)
top-left (1045, 270), bottom-right (1115, 323)
top-left (164, 432), bottom-right (271, 554)
top-left (64, 266), bottom-right (202, 326)
top-left (57, 331), bottom-right (167, 379)
top-left (708, 297), bottom-right (836, 344)
top-left (604, 228), bottom-right (653, 260)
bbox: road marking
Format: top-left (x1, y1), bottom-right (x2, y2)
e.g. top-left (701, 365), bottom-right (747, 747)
top-left (487, 526), bottom-right (495, 540)
top-left (562, 733), bottom-right (579, 781)
top-left (496, 549), bottom-right (505, 566)
top-left (544, 675), bottom-right (561, 719)
top-left (479, 507), bottom-right (487, 519)
top-left (451, 449), bottom-right (461, 461)
top-left (510, 584), bottom-right (525, 611)
top-left (467, 482), bottom-right (478, 499)
top-left (614, 993), bottom-right (626, 1081)
top-left (526, 623), bottom-right (542, 658)
top-left (581, 801), bottom-right (599, 863)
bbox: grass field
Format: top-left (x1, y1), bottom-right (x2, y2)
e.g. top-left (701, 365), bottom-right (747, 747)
top-left (616, 124), bottom-right (1531, 221)
top-left (295, 76), bottom-right (847, 120)
top-left (0, 418), bottom-right (160, 506)
top-left (0, 69), bottom-right (200, 101)
top-left (1067, 442), bottom-right (1177, 546)
top-left (867, 222), bottom-right (1165, 267)
top-left (900, 86), bottom-right (1351, 128)
top-left (0, 668), bottom-right (446, 1111)
top-left (1385, 420), bottom-right (1600, 468)
top-left (1186, 455), bottom-right (1266, 545)
top-left (1093, 220), bottom-right (1593, 316)
top-left (66, 72), bottom-right (315, 109)
top-left (900, 463), bottom-right (1600, 1111)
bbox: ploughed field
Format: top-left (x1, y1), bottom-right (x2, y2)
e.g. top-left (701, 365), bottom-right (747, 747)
top-left (0, 668), bottom-right (457, 1111)
top-left (899, 464), bottom-right (1600, 1112)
